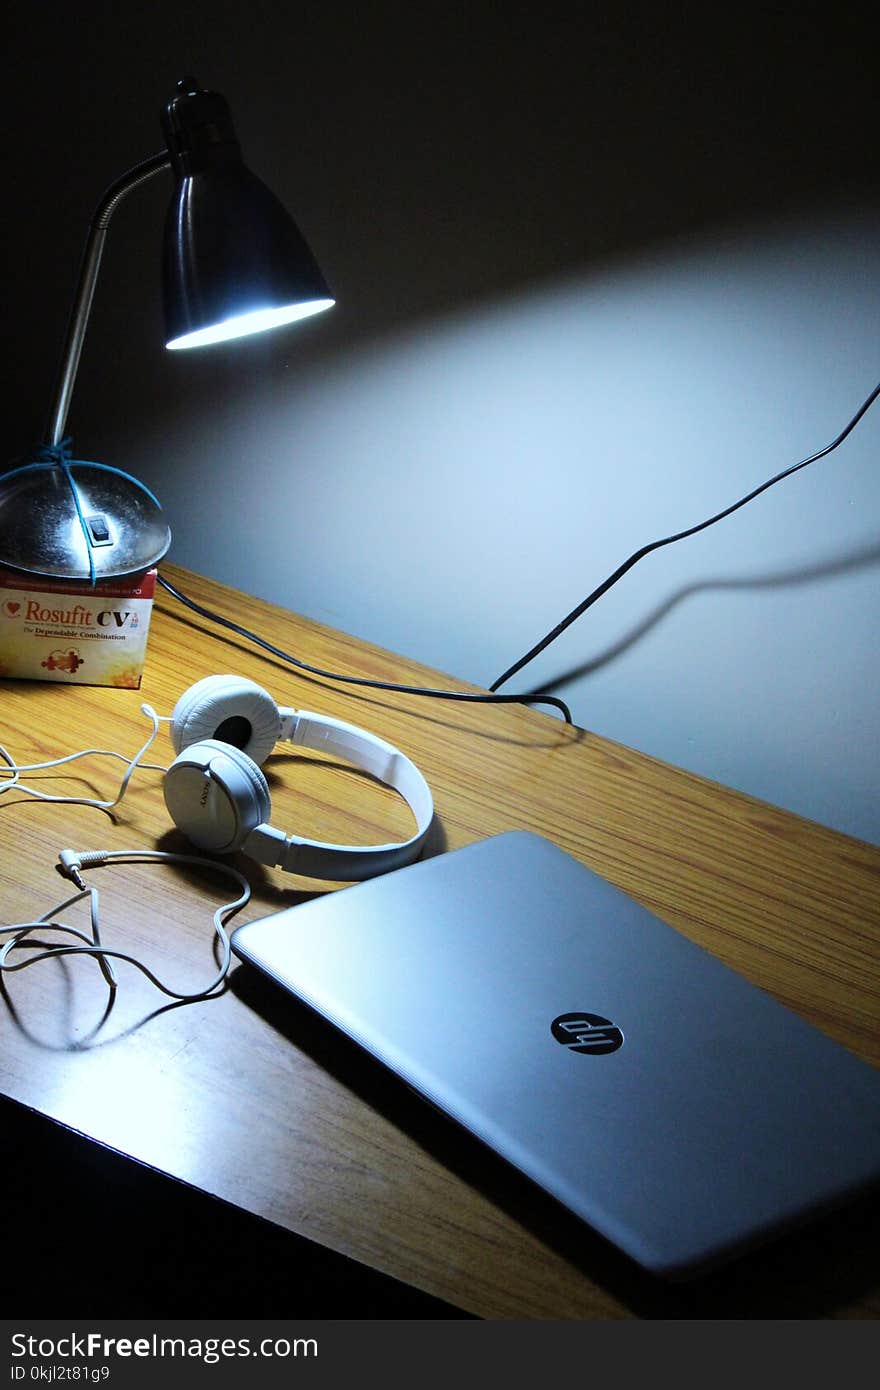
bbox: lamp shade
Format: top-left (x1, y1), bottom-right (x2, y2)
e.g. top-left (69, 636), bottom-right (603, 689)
top-left (162, 79), bottom-right (334, 348)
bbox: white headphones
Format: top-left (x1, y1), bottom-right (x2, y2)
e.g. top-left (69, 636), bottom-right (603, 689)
top-left (163, 675), bottom-right (434, 880)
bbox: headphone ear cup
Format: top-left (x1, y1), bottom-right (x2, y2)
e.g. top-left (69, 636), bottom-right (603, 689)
top-left (170, 674), bottom-right (281, 765)
top-left (164, 739), bottom-right (272, 853)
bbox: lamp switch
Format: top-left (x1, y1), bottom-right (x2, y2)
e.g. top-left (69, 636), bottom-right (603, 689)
top-left (85, 514), bottom-right (112, 546)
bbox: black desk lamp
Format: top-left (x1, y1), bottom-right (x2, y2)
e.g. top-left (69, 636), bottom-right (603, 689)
top-left (0, 76), bottom-right (334, 583)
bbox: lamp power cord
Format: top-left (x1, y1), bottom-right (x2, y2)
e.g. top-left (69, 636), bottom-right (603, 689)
top-left (155, 375), bottom-right (880, 716)
top-left (156, 574), bottom-right (575, 723)
top-left (490, 376), bottom-right (880, 692)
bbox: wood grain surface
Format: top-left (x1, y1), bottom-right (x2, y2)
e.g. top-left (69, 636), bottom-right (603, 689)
top-left (1, 562), bottom-right (878, 1318)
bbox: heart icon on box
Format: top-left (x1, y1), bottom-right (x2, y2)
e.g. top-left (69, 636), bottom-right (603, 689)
top-left (3, 601), bottom-right (21, 618)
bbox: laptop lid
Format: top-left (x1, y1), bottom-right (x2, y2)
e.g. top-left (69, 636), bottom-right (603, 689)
top-left (231, 830), bottom-right (880, 1279)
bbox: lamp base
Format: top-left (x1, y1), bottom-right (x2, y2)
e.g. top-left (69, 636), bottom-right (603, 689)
top-left (0, 461), bottom-right (171, 582)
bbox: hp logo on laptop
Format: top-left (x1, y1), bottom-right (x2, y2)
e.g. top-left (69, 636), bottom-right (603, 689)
top-left (551, 1012), bottom-right (624, 1056)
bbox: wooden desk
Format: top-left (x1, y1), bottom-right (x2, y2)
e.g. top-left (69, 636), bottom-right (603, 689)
top-left (1, 563), bottom-right (878, 1318)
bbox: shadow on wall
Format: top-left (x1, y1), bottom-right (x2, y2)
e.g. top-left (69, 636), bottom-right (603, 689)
top-left (538, 538), bottom-right (880, 689)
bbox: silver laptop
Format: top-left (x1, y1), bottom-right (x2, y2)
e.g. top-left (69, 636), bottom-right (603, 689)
top-left (231, 831), bottom-right (880, 1279)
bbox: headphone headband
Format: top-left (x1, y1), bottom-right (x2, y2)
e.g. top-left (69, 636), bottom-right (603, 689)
top-left (245, 706), bottom-right (434, 877)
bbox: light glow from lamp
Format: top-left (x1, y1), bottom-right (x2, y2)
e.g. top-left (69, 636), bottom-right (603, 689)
top-left (166, 298), bottom-right (335, 350)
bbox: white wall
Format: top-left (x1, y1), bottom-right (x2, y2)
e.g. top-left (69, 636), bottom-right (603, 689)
top-left (142, 208), bottom-right (880, 844)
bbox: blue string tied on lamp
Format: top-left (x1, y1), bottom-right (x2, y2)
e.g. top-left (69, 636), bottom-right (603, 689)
top-left (0, 441), bottom-right (167, 586)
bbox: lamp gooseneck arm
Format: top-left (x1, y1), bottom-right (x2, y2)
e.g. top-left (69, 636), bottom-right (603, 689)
top-left (47, 151), bottom-right (172, 449)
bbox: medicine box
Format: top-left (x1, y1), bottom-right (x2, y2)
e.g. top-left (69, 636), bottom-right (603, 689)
top-left (0, 568), bottom-right (157, 688)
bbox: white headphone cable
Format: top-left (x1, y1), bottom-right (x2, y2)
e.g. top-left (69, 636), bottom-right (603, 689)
top-left (0, 704), bottom-right (169, 810)
top-left (0, 849), bottom-right (251, 1000)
